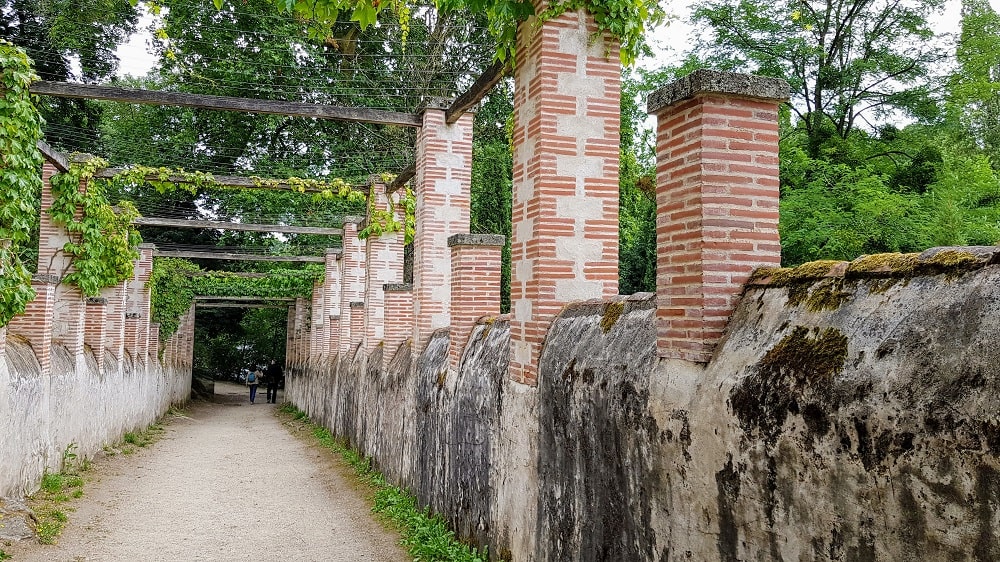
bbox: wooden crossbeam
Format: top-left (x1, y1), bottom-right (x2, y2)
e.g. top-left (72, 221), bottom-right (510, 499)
top-left (195, 302), bottom-right (291, 309)
top-left (154, 250), bottom-right (330, 263)
top-left (30, 81), bottom-right (422, 127)
top-left (195, 296), bottom-right (296, 302)
top-left (135, 216), bottom-right (344, 236)
top-left (93, 167), bottom-right (371, 198)
top-left (386, 162), bottom-right (415, 195)
top-left (446, 60), bottom-right (510, 124)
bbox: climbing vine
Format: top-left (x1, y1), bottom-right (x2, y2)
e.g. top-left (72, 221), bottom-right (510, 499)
top-left (149, 258), bottom-right (324, 339)
top-left (0, 41), bottom-right (43, 326)
top-left (48, 158), bottom-right (143, 297)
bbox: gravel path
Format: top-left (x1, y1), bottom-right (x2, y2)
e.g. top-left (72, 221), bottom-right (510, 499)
top-left (7, 382), bottom-right (409, 562)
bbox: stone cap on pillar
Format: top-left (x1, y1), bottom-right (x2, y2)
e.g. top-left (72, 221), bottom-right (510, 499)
top-left (86, 297), bottom-right (108, 305)
top-left (350, 301), bottom-right (365, 308)
top-left (383, 283), bottom-right (413, 292)
top-left (647, 69), bottom-right (790, 114)
top-left (32, 274), bottom-right (60, 285)
top-left (138, 243), bottom-right (157, 250)
top-left (419, 97), bottom-right (452, 113)
top-left (341, 215), bottom-right (366, 225)
top-left (447, 233), bottom-right (506, 247)
top-left (325, 248), bottom-right (343, 257)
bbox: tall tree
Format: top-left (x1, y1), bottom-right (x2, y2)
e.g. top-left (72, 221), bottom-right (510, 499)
top-left (948, 0), bottom-right (1000, 166)
top-left (692, 0), bottom-right (946, 155)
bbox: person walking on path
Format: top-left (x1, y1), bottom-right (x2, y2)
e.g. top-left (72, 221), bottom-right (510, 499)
top-left (247, 366), bottom-right (261, 404)
top-left (264, 359), bottom-right (283, 404)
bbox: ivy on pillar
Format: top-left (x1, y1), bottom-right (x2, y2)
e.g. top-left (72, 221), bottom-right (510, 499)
top-left (413, 98), bottom-right (473, 351)
top-left (338, 220), bottom-right (366, 354)
top-left (364, 180), bottom-right (405, 354)
top-left (647, 69), bottom-right (788, 363)
top-left (509, 3), bottom-right (622, 386)
top-left (125, 244), bottom-right (155, 364)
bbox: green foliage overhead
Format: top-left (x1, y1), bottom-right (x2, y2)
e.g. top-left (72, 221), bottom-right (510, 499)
top-left (0, 40), bottom-right (42, 326)
top-left (211, 0), bottom-right (665, 65)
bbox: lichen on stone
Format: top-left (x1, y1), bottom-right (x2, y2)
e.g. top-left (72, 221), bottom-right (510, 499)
top-left (599, 301), bottom-right (625, 333)
top-left (804, 278), bottom-right (853, 312)
top-left (846, 253), bottom-right (920, 278)
top-left (730, 326), bottom-right (850, 442)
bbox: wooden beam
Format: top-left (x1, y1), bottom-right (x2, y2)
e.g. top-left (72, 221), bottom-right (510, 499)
top-left (36, 140), bottom-right (70, 172)
top-left (195, 302), bottom-right (291, 309)
top-left (135, 216), bottom-right (344, 236)
top-left (93, 167), bottom-right (372, 198)
top-left (30, 81), bottom-right (423, 127)
top-left (386, 162), bottom-right (415, 195)
top-left (446, 60), bottom-right (510, 125)
top-left (154, 250), bottom-right (330, 263)
top-left (195, 296), bottom-right (297, 302)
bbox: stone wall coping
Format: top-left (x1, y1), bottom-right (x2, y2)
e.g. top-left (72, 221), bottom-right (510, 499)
top-left (31, 274), bottom-right (60, 285)
top-left (350, 301), bottom-right (365, 308)
top-left (447, 233), bottom-right (506, 247)
top-left (86, 297), bottom-right (108, 304)
top-left (137, 243), bottom-right (157, 249)
top-left (325, 248), bottom-right (343, 256)
top-left (647, 69), bottom-right (791, 114)
top-left (747, 246), bottom-right (1000, 287)
top-left (383, 283), bottom-right (413, 292)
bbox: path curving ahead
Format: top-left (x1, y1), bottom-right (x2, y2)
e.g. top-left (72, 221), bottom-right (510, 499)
top-left (8, 382), bottom-right (409, 562)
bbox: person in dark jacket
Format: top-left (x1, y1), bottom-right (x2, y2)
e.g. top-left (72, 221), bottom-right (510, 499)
top-left (264, 359), bottom-right (283, 404)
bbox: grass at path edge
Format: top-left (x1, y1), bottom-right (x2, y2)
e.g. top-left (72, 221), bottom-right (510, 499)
top-left (277, 404), bottom-right (496, 562)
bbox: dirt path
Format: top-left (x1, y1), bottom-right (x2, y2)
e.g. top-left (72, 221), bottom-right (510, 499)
top-left (7, 382), bottom-right (409, 562)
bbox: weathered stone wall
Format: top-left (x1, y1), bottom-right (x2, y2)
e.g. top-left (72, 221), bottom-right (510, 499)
top-left (0, 338), bottom-right (190, 499)
top-left (289, 254), bottom-right (1000, 561)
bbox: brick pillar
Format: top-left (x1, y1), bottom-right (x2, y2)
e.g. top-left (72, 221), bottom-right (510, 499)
top-left (7, 275), bottom-right (58, 375)
top-left (509, 4), bottom-right (621, 386)
top-left (383, 284), bottom-right (413, 368)
top-left (449, 234), bottom-right (505, 369)
top-left (84, 297), bottom-right (108, 370)
top-left (294, 297), bottom-right (309, 369)
top-left (103, 281), bottom-right (127, 362)
top-left (323, 250), bottom-right (342, 357)
top-left (0, 326), bottom-right (5, 364)
top-left (37, 157), bottom-right (86, 364)
top-left (365, 181), bottom-right (406, 353)
top-left (125, 245), bottom-right (154, 363)
top-left (349, 302), bottom-right (365, 355)
top-left (338, 221), bottom-right (366, 354)
top-left (285, 306), bottom-right (296, 370)
top-left (647, 70), bottom-right (788, 362)
top-left (413, 99), bottom-right (473, 351)
top-left (309, 280), bottom-right (325, 361)
top-left (149, 323), bottom-right (160, 360)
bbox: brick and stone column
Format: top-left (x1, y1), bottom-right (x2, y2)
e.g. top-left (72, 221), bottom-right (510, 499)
top-left (413, 98), bottom-right (473, 351)
top-left (647, 70), bottom-right (788, 362)
top-left (285, 306), bottom-right (296, 371)
top-left (383, 284), bottom-right (413, 368)
top-left (7, 275), bottom-right (59, 375)
top-left (349, 302), bottom-right (365, 355)
top-left (509, 4), bottom-right (622, 385)
top-left (448, 234), bottom-right (504, 369)
top-left (309, 280), bottom-right (325, 362)
top-left (0, 326), bottom-right (6, 365)
top-left (365, 182), bottom-right (405, 353)
top-left (338, 221), bottom-right (366, 354)
top-left (84, 297), bottom-right (108, 370)
top-left (124, 245), bottom-right (154, 364)
top-left (323, 250), bottom-right (342, 357)
top-left (149, 323), bottom-right (160, 360)
top-left (103, 281), bottom-right (127, 363)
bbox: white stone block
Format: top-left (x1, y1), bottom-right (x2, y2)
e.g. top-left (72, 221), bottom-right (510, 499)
top-left (513, 339), bottom-right (532, 365)
top-left (513, 298), bottom-right (532, 322)
top-left (556, 156), bottom-right (604, 179)
top-left (435, 153), bottom-right (465, 169)
top-left (557, 114), bottom-right (606, 141)
top-left (556, 196), bottom-right (605, 221)
top-left (555, 278), bottom-right (603, 301)
top-left (435, 123), bottom-right (467, 142)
